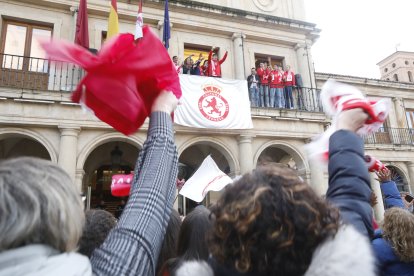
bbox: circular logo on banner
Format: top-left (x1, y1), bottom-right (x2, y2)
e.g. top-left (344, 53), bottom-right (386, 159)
top-left (198, 92), bottom-right (229, 122)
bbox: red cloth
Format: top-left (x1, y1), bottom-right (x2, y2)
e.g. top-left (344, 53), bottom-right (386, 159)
top-left (41, 26), bottom-right (181, 135)
top-left (207, 50), bottom-right (227, 77)
top-left (75, 0), bottom-right (89, 48)
top-left (283, 70), bottom-right (296, 86)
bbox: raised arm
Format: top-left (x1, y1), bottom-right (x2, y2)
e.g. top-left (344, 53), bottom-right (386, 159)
top-left (91, 91), bottom-right (179, 275)
top-left (219, 51), bottom-right (228, 65)
top-left (326, 109), bottom-right (374, 238)
top-left (376, 169), bottom-right (404, 209)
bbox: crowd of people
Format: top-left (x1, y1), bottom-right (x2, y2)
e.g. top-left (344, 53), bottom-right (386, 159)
top-left (247, 63), bottom-right (305, 109)
top-left (1, 89), bottom-right (414, 275)
top-left (173, 47), bottom-right (228, 78)
top-left (173, 49), bottom-right (306, 110)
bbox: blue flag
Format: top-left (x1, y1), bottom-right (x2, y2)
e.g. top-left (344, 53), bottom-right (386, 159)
top-left (163, 0), bottom-right (170, 49)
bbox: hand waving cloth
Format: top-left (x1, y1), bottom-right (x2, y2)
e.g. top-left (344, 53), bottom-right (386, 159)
top-left (306, 79), bottom-right (390, 163)
top-left (41, 26), bottom-right (182, 135)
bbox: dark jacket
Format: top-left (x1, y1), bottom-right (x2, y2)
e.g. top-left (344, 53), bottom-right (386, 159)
top-left (372, 180), bottom-right (414, 276)
top-left (327, 130), bottom-right (374, 238)
top-left (372, 230), bottom-right (414, 276)
top-left (247, 74), bottom-right (259, 89)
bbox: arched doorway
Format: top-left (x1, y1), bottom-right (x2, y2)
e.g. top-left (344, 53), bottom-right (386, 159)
top-left (178, 142), bottom-right (236, 215)
top-left (0, 136), bottom-right (51, 160)
top-left (82, 141), bottom-right (140, 217)
top-left (254, 142), bottom-right (308, 178)
top-left (386, 165), bottom-right (409, 192)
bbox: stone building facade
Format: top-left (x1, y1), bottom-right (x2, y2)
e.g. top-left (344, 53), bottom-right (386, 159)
top-left (377, 51), bottom-right (414, 83)
top-left (0, 0), bottom-right (412, 217)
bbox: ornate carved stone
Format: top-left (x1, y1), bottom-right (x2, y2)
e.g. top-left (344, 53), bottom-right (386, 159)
top-left (253, 0), bottom-right (278, 12)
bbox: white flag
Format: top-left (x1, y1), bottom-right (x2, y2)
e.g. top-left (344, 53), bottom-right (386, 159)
top-left (175, 75), bottom-right (253, 129)
top-left (135, 13), bottom-right (143, 39)
top-left (179, 155), bottom-right (233, 202)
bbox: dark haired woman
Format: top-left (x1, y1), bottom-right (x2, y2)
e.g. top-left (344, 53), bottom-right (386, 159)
top-left (159, 206), bottom-right (212, 276)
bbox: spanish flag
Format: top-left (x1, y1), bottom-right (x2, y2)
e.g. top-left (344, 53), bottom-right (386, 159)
top-left (107, 0), bottom-right (119, 39)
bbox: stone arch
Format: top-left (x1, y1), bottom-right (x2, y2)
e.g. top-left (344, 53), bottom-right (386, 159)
top-left (386, 164), bottom-right (410, 192)
top-left (254, 140), bottom-right (309, 175)
top-left (77, 132), bottom-right (144, 171)
top-left (0, 128), bottom-right (57, 162)
top-left (178, 137), bottom-right (239, 176)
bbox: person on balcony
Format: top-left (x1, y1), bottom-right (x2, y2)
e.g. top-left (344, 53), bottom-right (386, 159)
top-left (256, 63), bottom-right (265, 107)
top-left (270, 65), bottom-right (284, 108)
top-left (257, 62), bottom-right (270, 107)
top-left (247, 68), bottom-right (259, 107)
top-left (172, 56), bottom-right (182, 74)
top-left (283, 65), bottom-right (296, 109)
top-left (207, 47), bottom-right (227, 78)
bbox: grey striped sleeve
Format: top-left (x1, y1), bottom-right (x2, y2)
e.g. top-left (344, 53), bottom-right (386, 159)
top-left (90, 112), bottom-right (178, 276)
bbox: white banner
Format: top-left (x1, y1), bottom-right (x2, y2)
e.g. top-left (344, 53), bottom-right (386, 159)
top-left (175, 75), bottom-right (253, 129)
top-left (179, 155), bottom-right (233, 202)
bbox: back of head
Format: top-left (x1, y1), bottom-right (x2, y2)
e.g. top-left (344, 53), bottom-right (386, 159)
top-left (382, 207), bottom-right (414, 262)
top-left (177, 206), bottom-right (212, 261)
top-left (156, 209), bottom-right (182, 275)
top-left (78, 209), bottom-right (117, 258)
top-left (0, 157), bottom-right (84, 252)
top-left (209, 164), bottom-right (340, 276)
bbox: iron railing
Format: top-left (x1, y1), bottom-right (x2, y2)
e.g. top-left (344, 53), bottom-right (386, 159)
top-left (0, 53), bottom-right (325, 112)
top-left (0, 53), bottom-right (83, 91)
top-left (364, 127), bottom-right (414, 146)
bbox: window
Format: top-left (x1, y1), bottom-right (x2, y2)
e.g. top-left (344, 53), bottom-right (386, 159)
top-left (384, 68), bottom-right (388, 72)
top-left (406, 109), bottom-right (414, 129)
top-left (406, 61), bottom-right (409, 65)
top-left (392, 63), bottom-right (396, 68)
top-left (184, 44), bottom-right (211, 62)
top-left (254, 53), bottom-right (284, 69)
top-left (408, 71), bottom-right (413, 82)
top-left (1, 20), bottom-right (52, 72)
top-left (393, 74), bottom-right (399, 81)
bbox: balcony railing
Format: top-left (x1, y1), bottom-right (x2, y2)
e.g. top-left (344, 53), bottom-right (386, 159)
top-left (0, 53), bottom-right (324, 112)
top-left (0, 53), bottom-right (83, 91)
top-left (364, 127), bottom-right (414, 146)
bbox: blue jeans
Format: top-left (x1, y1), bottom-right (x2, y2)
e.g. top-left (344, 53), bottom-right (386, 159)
top-left (275, 88), bottom-right (284, 108)
top-left (249, 86), bottom-right (259, 107)
top-left (259, 85), bottom-right (268, 107)
top-left (269, 88), bottom-right (276, 108)
top-left (284, 86), bottom-right (294, 109)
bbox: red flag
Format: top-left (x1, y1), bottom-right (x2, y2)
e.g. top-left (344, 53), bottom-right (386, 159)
top-left (75, 0), bottom-right (89, 48)
top-left (41, 27), bottom-right (182, 135)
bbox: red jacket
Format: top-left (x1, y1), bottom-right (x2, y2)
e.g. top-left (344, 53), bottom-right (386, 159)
top-left (207, 50), bottom-right (228, 77)
top-left (270, 70), bottom-right (284, 88)
top-left (258, 68), bottom-right (271, 85)
top-left (283, 70), bottom-right (295, 86)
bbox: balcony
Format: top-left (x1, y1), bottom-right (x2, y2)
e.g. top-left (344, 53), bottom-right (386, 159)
top-left (364, 127), bottom-right (414, 146)
top-left (0, 53), bottom-right (83, 92)
top-left (0, 53), bottom-right (324, 113)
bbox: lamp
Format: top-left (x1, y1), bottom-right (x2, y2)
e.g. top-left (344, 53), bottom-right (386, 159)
top-left (110, 145), bottom-right (123, 167)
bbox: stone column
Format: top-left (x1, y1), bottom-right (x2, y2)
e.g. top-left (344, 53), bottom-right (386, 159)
top-left (158, 20), bottom-right (173, 43)
top-left (407, 162), bottom-right (414, 193)
top-left (309, 160), bottom-right (327, 195)
top-left (393, 97), bottom-right (407, 128)
top-left (157, 20), bottom-right (164, 40)
top-left (58, 127), bottom-right (80, 183)
top-left (238, 135), bottom-right (254, 174)
top-left (294, 43), bottom-right (312, 88)
top-left (370, 173), bottom-right (385, 222)
top-left (232, 33), bottom-right (246, 80)
top-left (75, 169), bottom-right (85, 194)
